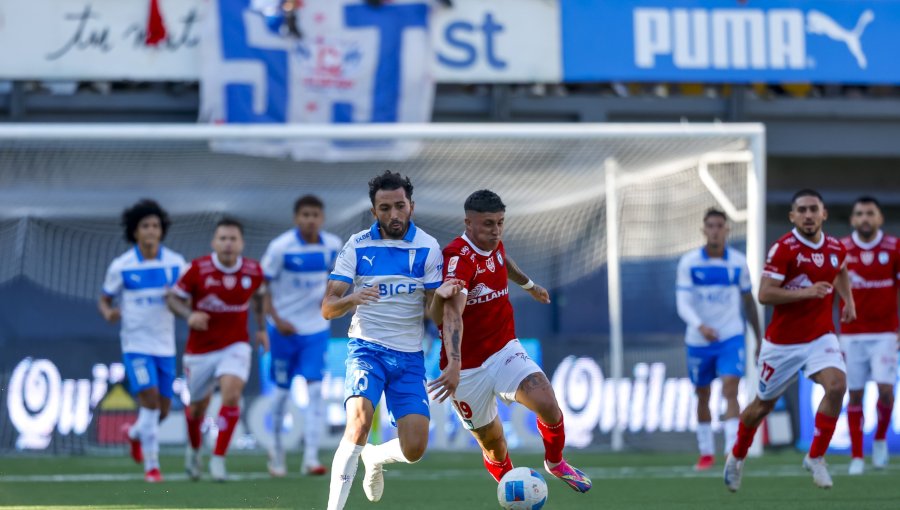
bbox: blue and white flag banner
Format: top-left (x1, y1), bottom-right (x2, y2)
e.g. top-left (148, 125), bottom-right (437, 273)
top-left (200, 0), bottom-right (435, 161)
top-left (562, 0), bottom-right (900, 84)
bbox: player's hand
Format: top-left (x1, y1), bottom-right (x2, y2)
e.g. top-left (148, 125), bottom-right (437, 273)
top-left (427, 362), bottom-right (461, 403)
top-left (805, 281), bottom-right (833, 299)
top-left (348, 286), bottom-right (380, 306)
top-left (187, 311), bottom-right (210, 331)
top-left (255, 329), bottom-right (270, 352)
top-left (841, 301), bottom-right (857, 323)
top-left (698, 324), bottom-right (719, 342)
top-left (102, 308), bottom-right (121, 323)
top-left (274, 317), bottom-right (297, 336)
top-left (436, 278), bottom-right (465, 299)
top-left (527, 284), bottom-right (551, 304)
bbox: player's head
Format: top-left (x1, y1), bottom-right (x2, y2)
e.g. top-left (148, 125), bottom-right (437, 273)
top-left (293, 194), bottom-right (325, 238)
top-left (212, 217), bottom-right (245, 264)
top-left (368, 170), bottom-right (414, 240)
top-left (789, 188), bottom-right (827, 238)
top-left (851, 196), bottom-right (883, 237)
top-left (122, 199), bottom-right (170, 247)
top-left (464, 189), bottom-right (506, 252)
top-left (702, 208), bottom-right (729, 248)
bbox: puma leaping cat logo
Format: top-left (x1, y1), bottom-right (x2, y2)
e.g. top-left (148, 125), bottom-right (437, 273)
top-left (807, 9), bottom-right (874, 69)
top-left (362, 255), bottom-right (376, 266)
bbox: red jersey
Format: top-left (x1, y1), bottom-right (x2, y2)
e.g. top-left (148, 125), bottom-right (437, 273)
top-left (840, 231), bottom-right (900, 335)
top-left (174, 254), bottom-right (264, 354)
top-left (439, 235), bottom-right (516, 370)
top-left (762, 229), bottom-right (846, 345)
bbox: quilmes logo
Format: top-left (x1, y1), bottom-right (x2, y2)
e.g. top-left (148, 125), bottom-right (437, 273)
top-left (634, 8), bottom-right (875, 71)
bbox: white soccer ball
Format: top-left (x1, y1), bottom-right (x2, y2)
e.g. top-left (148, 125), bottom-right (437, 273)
top-left (497, 467), bottom-right (548, 510)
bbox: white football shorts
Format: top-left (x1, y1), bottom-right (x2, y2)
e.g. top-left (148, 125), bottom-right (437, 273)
top-left (450, 339), bottom-right (542, 430)
top-left (840, 333), bottom-right (899, 390)
top-left (756, 333), bottom-right (846, 401)
top-left (182, 341), bottom-right (252, 403)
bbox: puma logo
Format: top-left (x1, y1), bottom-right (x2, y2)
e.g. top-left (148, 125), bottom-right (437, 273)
top-left (808, 9), bottom-right (874, 69)
top-left (362, 255), bottom-right (376, 266)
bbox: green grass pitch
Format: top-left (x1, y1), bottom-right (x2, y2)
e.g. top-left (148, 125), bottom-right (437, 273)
top-left (1, 450), bottom-right (897, 509)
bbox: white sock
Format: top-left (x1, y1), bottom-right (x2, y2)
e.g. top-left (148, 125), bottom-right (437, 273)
top-left (696, 422), bottom-right (714, 456)
top-left (327, 439), bottom-right (364, 510)
top-left (724, 418), bottom-right (740, 456)
top-left (138, 408), bottom-right (161, 471)
top-left (304, 381), bottom-right (324, 466)
top-left (365, 438), bottom-right (414, 466)
top-left (270, 387), bottom-right (290, 454)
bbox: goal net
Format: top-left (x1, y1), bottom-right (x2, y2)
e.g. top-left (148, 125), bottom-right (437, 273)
top-left (0, 123), bottom-right (764, 454)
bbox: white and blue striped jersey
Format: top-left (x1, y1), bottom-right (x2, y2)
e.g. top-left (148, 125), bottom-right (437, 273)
top-left (676, 247), bottom-right (752, 347)
top-left (260, 229), bottom-right (343, 335)
top-left (102, 246), bottom-right (187, 357)
top-left (329, 221), bottom-right (443, 352)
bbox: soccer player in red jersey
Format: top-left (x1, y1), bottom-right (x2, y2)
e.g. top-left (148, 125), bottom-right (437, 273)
top-left (839, 196), bottom-right (899, 475)
top-left (429, 190), bottom-right (592, 494)
top-left (725, 189), bottom-right (856, 491)
top-left (167, 218), bottom-right (267, 482)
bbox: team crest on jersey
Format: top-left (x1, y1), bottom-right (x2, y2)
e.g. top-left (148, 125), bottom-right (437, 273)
top-left (879, 251), bottom-right (890, 265)
top-left (497, 251), bottom-right (504, 266)
top-left (830, 254), bottom-right (839, 268)
top-left (861, 251), bottom-right (874, 265)
top-left (241, 276), bottom-right (252, 289)
top-left (223, 275), bottom-right (236, 289)
top-left (812, 253), bottom-right (825, 267)
top-left (486, 257), bottom-right (496, 272)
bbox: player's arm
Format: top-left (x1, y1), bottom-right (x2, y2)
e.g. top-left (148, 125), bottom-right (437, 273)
top-left (757, 276), bottom-right (832, 305)
top-left (166, 291), bottom-right (209, 331)
top-left (321, 280), bottom-right (379, 320)
top-left (427, 279), bottom-right (465, 324)
top-left (428, 290), bottom-right (466, 403)
top-left (97, 294), bottom-right (120, 323)
top-left (834, 264), bottom-right (856, 324)
top-left (741, 292), bottom-right (763, 355)
top-left (504, 255), bottom-right (550, 304)
top-left (264, 287), bottom-right (296, 336)
top-left (675, 257), bottom-right (717, 341)
top-left (253, 285), bottom-right (269, 351)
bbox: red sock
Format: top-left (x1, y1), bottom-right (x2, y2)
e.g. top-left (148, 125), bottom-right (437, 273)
top-left (483, 453), bottom-right (513, 482)
top-left (809, 412), bottom-right (838, 459)
top-left (875, 401), bottom-right (893, 441)
top-left (185, 407), bottom-right (202, 450)
top-left (847, 405), bottom-right (864, 458)
top-left (731, 421), bottom-right (757, 459)
top-left (536, 416), bottom-right (566, 464)
top-left (213, 406), bottom-right (241, 457)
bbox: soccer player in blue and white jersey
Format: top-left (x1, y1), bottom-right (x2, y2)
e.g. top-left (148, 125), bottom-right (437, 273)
top-left (260, 195), bottom-right (343, 477)
top-left (676, 208), bottom-right (762, 471)
top-left (323, 171), bottom-right (463, 510)
top-left (99, 199), bottom-right (187, 482)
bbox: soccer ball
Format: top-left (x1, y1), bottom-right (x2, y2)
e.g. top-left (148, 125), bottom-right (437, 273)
top-left (497, 467), bottom-right (548, 510)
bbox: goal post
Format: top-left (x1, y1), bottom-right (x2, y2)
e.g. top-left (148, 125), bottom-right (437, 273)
top-left (0, 123), bottom-right (765, 454)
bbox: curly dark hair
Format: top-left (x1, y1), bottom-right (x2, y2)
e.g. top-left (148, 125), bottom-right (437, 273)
top-left (368, 170), bottom-right (413, 205)
top-left (464, 189), bottom-right (506, 213)
top-left (122, 199), bottom-right (171, 244)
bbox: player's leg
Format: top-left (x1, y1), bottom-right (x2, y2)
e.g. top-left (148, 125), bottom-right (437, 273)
top-left (687, 343), bottom-right (717, 470)
top-left (469, 418), bottom-right (515, 482)
top-left (267, 324), bottom-right (296, 477)
top-left (327, 341), bottom-right (386, 510)
top-left (360, 348), bottom-right (431, 502)
top-left (842, 336), bottom-right (869, 474)
top-left (136, 355), bottom-right (175, 481)
top-left (801, 334), bottom-right (847, 489)
top-left (870, 335), bottom-right (897, 469)
top-left (208, 342), bottom-right (252, 481)
top-left (122, 353), bottom-right (161, 475)
top-left (297, 330), bottom-right (330, 474)
top-left (715, 335), bottom-right (746, 459)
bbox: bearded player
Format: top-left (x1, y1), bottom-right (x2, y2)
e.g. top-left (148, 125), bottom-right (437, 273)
top-left (429, 189), bottom-right (592, 494)
top-left (724, 189), bottom-right (855, 491)
top-left (840, 196), bottom-right (899, 475)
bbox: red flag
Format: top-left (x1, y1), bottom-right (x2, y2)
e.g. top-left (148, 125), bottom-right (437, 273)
top-left (146, 0), bottom-right (167, 46)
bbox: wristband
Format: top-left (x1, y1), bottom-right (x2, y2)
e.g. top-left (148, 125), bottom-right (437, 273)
top-left (520, 279), bottom-right (535, 290)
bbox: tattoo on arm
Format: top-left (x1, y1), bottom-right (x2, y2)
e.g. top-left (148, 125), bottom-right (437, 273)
top-left (504, 255), bottom-right (529, 286)
top-left (450, 330), bottom-right (461, 363)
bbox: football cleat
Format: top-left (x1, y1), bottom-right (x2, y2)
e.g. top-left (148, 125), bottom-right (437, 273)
top-left (185, 446), bottom-right (202, 481)
top-left (267, 449), bottom-right (286, 478)
top-left (694, 454), bottom-right (715, 471)
top-left (848, 457), bottom-right (865, 476)
top-left (544, 459), bottom-right (592, 493)
top-left (360, 444), bottom-right (385, 502)
top-left (872, 439), bottom-right (889, 469)
top-left (122, 423), bottom-right (143, 464)
top-left (144, 468), bottom-right (163, 483)
top-left (803, 455), bottom-right (833, 489)
top-left (302, 463), bottom-right (327, 476)
top-left (723, 453), bottom-right (744, 492)
top-left (210, 455), bottom-right (227, 482)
